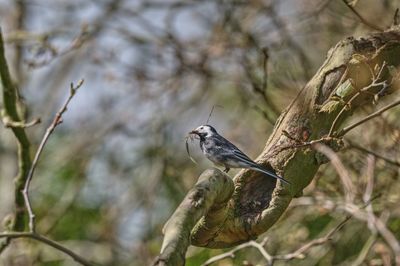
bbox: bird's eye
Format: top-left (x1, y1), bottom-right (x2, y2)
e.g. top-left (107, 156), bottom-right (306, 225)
top-left (200, 127), bottom-right (203, 129)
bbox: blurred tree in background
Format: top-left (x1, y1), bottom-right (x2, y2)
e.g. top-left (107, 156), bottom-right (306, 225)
top-left (0, 0), bottom-right (399, 265)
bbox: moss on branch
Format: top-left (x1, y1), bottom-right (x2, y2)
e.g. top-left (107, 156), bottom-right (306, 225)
top-left (0, 28), bottom-right (32, 251)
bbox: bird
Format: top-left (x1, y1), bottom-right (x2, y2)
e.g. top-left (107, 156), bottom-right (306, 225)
top-left (189, 125), bottom-right (290, 185)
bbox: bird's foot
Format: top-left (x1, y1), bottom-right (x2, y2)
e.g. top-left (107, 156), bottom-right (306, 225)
top-left (223, 167), bottom-right (230, 173)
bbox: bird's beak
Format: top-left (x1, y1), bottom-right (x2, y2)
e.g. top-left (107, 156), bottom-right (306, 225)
top-left (189, 129), bottom-right (199, 135)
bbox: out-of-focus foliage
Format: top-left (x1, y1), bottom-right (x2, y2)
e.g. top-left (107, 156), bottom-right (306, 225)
top-left (0, 0), bottom-right (399, 265)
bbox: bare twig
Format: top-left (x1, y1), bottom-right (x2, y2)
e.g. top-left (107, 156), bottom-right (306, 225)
top-left (261, 47), bottom-right (269, 92)
top-left (341, 0), bottom-right (383, 31)
top-left (373, 216), bottom-right (400, 264)
top-left (338, 98), bottom-right (400, 136)
top-left (364, 155), bottom-right (376, 233)
top-left (201, 237), bottom-right (272, 266)
top-left (393, 8), bottom-right (399, 26)
top-left (313, 144), bottom-right (356, 203)
top-left (241, 45), bottom-right (279, 123)
top-left (328, 62), bottom-right (388, 137)
top-left (202, 195), bottom-right (381, 266)
top-left (274, 215), bottom-right (351, 261)
top-left (22, 79), bottom-right (84, 232)
top-left (346, 140), bottom-right (400, 167)
top-left (269, 131), bottom-right (338, 158)
top-left (0, 232), bottom-right (93, 266)
top-left (25, 28), bottom-right (90, 68)
top-left (2, 116), bottom-right (41, 128)
top-left (343, 206), bottom-right (400, 264)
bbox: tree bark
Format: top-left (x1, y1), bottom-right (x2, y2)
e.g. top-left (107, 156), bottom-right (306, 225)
top-left (155, 26), bottom-right (400, 265)
top-left (154, 169), bottom-right (234, 266)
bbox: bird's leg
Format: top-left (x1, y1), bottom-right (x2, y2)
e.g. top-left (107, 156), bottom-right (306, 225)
top-left (223, 166), bottom-right (230, 173)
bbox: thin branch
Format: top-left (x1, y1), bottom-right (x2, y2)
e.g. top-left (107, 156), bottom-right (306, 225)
top-left (338, 98), bottom-right (400, 136)
top-left (394, 8), bottom-right (399, 26)
top-left (201, 237), bottom-right (272, 266)
top-left (2, 116), bottom-right (41, 128)
top-left (274, 215), bottom-right (351, 261)
top-left (328, 92), bottom-right (359, 137)
top-left (343, 205), bottom-right (400, 264)
top-left (313, 144), bottom-right (356, 203)
top-left (0, 232), bottom-right (94, 266)
top-left (241, 45), bottom-right (279, 123)
top-left (272, 131), bottom-right (337, 158)
top-left (346, 140), bottom-right (400, 167)
top-left (261, 47), bottom-right (269, 92)
top-left (341, 0), bottom-right (383, 31)
top-left (22, 79), bottom-right (84, 232)
top-left (328, 61), bottom-right (388, 137)
top-left (202, 195), bottom-right (381, 265)
top-left (364, 155), bottom-right (376, 234)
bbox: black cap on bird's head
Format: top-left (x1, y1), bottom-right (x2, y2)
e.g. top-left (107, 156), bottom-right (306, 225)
top-left (189, 125), bottom-right (217, 139)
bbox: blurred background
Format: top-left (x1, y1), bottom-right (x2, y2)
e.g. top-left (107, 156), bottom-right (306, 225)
top-left (0, 0), bottom-right (399, 265)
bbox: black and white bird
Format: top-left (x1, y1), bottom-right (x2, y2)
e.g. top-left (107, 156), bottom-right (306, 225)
top-left (189, 125), bottom-right (290, 184)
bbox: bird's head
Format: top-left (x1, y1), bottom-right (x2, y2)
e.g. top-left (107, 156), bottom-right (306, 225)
top-left (189, 125), bottom-right (217, 139)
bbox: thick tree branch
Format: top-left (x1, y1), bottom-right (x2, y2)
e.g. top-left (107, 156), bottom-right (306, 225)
top-left (156, 26), bottom-right (400, 264)
top-left (154, 169), bottom-right (234, 266)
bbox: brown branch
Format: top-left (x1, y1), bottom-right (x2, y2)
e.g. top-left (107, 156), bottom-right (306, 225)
top-left (338, 98), bottom-right (400, 136)
top-left (261, 47), bottom-right (269, 93)
top-left (394, 8), bottom-right (399, 26)
top-left (276, 132), bottom-right (338, 155)
top-left (346, 140), bottom-right (400, 167)
top-left (341, 0), bottom-right (384, 31)
top-left (0, 232), bottom-right (94, 266)
top-left (242, 51), bottom-right (278, 124)
top-left (22, 79), bottom-right (84, 232)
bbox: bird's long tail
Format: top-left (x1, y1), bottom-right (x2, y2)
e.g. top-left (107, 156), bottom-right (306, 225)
top-left (249, 166), bottom-right (290, 185)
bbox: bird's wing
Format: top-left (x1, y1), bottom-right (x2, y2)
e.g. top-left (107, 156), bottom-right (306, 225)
top-left (214, 134), bottom-right (290, 184)
top-left (214, 134), bottom-right (258, 166)
top-left (229, 145), bottom-right (290, 184)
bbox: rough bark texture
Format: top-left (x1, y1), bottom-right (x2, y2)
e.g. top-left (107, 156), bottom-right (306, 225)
top-left (154, 169), bottom-right (234, 266)
top-left (156, 26), bottom-right (400, 265)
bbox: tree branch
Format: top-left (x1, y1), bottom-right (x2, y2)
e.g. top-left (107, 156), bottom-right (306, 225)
top-left (341, 0), bottom-right (384, 31)
top-left (338, 98), bottom-right (400, 136)
top-left (154, 169), bottom-right (234, 266)
top-left (156, 26), bottom-right (400, 264)
top-left (22, 80), bottom-right (84, 232)
top-left (346, 140), bottom-right (400, 167)
top-left (0, 27), bottom-right (32, 252)
top-left (0, 232), bottom-right (94, 266)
